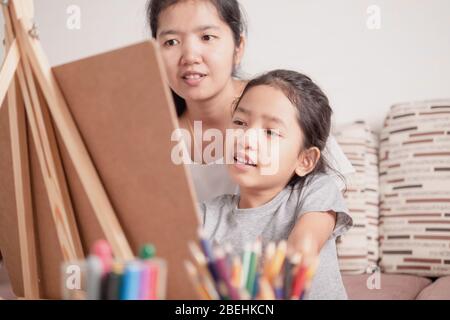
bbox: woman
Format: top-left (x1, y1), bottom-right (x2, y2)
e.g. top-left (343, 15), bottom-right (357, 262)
top-left (146, 0), bottom-right (353, 201)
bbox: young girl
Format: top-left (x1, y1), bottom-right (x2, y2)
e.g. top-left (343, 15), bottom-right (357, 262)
top-left (199, 70), bottom-right (353, 300)
top-left (147, 0), bottom-right (354, 202)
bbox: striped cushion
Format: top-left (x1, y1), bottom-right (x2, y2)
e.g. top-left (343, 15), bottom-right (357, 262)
top-left (335, 121), bottom-right (380, 274)
top-left (379, 100), bottom-right (450, 276)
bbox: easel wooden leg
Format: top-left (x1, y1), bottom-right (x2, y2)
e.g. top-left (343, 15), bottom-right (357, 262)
top-left (2, 2), bottom-right (84, 264)
top-left (4, 48), bottom-right (40, 300)
top-left (0, 0), bottom-right (135, 299)
top-left (10, 4), bottom-right (134, 261)
top-left (0, 40), bottom-right (20, 109)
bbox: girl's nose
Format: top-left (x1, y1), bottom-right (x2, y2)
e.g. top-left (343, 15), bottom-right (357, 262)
top-left (239, 128), bottom-right (259, 151)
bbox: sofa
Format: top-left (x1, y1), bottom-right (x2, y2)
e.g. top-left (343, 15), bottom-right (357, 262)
top-left (342, 274), bottom-right (450, 300)
top-left (335, 100), bottom-right (450, 300)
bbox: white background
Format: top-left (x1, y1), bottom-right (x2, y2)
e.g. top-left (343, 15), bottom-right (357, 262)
top-left (1, 0), bottom-right (449, 132)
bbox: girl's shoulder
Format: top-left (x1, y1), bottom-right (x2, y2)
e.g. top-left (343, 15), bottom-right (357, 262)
top-left (288, 172), bottom-right (344, 205)
top-left (303, 172), bottom-right (339, 191)
top-left (201, 193), bottom-right (237, 213)
top-left (199, 194), bottom-right (238, 230)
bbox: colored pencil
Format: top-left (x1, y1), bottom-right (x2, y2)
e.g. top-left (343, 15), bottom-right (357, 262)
top-left (186, 239), bottom-right (319, 301)
top-left (240, 243), bottom-right (252, 291)
top-left (258, 276), bottom-right (275, 300)
top-left (246, 240), bottom-right (261, 296)
top-left (198, 229), bottom-right (220, 282)
top-left (283, 253), bottom-right (301, 299)
top-left (213, 248), bottom-right (240, 300)
top-left (267, 241), bottom-right (287, 283)
top-left (188, 241), bottom-right (219, 299)
top-left (184, 260), bottom-right (212, 300)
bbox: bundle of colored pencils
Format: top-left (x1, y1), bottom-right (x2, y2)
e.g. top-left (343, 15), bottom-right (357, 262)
top-left (61, 240), bottom-right (167, 300)
top-left (185, 231), bottom-right (319, 300)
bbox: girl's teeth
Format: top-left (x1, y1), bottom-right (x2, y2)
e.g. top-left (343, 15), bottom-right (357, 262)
top-left (236, 156), bottom-right (255, 166)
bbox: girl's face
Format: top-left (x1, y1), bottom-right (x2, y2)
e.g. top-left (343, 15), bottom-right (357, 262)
top-left (228, 85), bottom-right (305, 191)
top-left (156, 0), bottom-right (244, 103)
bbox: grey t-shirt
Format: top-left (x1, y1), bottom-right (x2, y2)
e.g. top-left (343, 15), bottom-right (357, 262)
top-left (199, 173), bottom-right (353, 300)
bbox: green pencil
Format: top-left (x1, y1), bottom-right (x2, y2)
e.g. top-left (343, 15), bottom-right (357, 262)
top-left (240, 243), bottom-right (252, 290)
top-left (246, 240), bottom-right (261, 296)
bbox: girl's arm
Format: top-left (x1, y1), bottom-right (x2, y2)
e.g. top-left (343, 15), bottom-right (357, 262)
top-left (287, 211), bottom-right (337, 262)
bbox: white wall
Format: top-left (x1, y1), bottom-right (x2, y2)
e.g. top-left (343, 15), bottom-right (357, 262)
top-left (1, 0), bottom-right (450, 132)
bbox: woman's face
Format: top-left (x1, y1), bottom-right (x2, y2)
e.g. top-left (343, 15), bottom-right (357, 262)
top-left (156, 0), bottom-right (243, 103)
top-left (228, 85), bottom-right (305, 191)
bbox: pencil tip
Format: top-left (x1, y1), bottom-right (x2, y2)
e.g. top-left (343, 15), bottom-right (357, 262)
top-left (213, 247), bottom-right (225, 258)
top-left (198, 227), bottom-right (206, 238)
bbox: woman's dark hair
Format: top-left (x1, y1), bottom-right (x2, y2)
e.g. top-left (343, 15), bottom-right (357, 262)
top-left (234, 69), bottom-right (346, 190)
top-left (146, 0), bottom-right (247, 116)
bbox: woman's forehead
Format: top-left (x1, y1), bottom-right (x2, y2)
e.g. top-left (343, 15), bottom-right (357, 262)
top-left (158, 0), bottom-right (225, 33)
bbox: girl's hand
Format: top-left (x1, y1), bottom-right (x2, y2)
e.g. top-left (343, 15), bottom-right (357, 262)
top-left (287, 210), bottom-right (337, 266)
top-left (287, 232), bottom-right (319, 267)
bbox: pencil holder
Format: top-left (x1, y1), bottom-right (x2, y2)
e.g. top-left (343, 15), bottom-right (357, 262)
top-left (61, 241), bottom-right (167, 300)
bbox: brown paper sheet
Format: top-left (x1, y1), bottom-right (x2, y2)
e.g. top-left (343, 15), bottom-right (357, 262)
top-left (0, 41), bottom-right (201, 299)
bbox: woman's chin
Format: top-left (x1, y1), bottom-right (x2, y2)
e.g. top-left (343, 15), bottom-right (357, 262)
top-left (177, 83), bottom-right (213, 102)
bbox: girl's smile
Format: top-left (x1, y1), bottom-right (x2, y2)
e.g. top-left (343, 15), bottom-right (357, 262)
top-left (228, 84), bottom-right (304, 190)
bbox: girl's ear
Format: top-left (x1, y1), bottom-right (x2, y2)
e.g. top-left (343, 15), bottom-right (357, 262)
top-left (295, 147), bottom-right (321, 177)
top-left (234, 34), bottom-right (246, 66)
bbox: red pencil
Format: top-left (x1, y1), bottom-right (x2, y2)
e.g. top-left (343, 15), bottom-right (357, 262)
top-left (290, 264), bottom-right (308, 300)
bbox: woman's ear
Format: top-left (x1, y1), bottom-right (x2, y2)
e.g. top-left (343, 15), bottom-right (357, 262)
top-left (295, 147), bottom-right (321, 177)
top-left (234, 34), bottom-right (246, 66)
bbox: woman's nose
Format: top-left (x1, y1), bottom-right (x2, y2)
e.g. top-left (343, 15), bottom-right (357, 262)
top-left (180, 39), bottom-right (202, 65)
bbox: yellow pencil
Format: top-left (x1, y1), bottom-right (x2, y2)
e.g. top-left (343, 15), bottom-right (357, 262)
top-left (263, 242), bottom-right (276, 278)
top-left (258, 276), bottom-right (275, 300)
top-left (267, 241), bottom-right (287, 283)
top-left (184, 260), bottom-right (211, 300)
top-left (188, 241), bottom-right (220, 299)
top-left (231, 256), bottom-right (242, 288)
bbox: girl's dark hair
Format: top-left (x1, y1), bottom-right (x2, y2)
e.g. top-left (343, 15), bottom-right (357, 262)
top-left (235, 69), bottom-right (346, 189)
top-left (146, 0), bottom-right (247, 117)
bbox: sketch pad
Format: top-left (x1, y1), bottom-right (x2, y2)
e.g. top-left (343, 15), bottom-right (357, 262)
top-left (0, 41), bottom-right (201, 299)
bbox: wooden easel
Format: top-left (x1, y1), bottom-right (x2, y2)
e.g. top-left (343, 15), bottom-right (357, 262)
top-left (0, 0), bottom-right (134, 299)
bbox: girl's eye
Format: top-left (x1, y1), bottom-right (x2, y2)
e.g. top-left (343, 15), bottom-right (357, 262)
top-left (265, 129), bottom-right (280, 137)
top-left (202, 35), bottom-right (217, 42)
top-left (233, 119), bottom-right (246, 126)
top-left (164, 39), bottom-right (180, 47)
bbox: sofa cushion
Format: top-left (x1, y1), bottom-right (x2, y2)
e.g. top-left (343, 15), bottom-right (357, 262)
top-left (416, 276), bottom-right (450, 300)
top-left (379, 100), bottom-right (450, 277)
top-left (343, 274), bottom-right (432, 300)
top-left (335, 122), bottom-right (380, 274)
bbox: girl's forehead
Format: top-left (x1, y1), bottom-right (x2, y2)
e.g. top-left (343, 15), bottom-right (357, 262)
top-left (237, 85), bottom-right (299, 122)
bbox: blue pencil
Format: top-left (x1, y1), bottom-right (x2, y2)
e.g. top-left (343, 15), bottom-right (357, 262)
top-left (198, 229), bottom-right (220, 282)
top-left (120, 261), bottom-right (142, 300)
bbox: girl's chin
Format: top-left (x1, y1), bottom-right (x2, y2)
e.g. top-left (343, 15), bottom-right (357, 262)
top-left (229, 166), bottom-right (260, 186)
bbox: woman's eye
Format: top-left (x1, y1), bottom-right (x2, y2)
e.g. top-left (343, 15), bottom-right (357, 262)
top-left (164, 39), bottom-right (180, 47)
top-left (202, 35), bottom-right (216, 42)
top-left (233, 119), bottom-right (246, 126)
